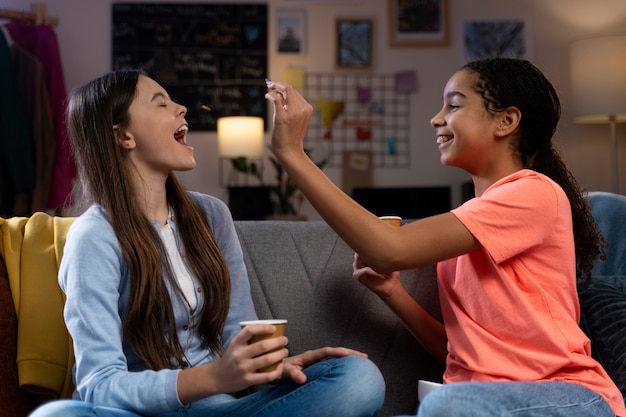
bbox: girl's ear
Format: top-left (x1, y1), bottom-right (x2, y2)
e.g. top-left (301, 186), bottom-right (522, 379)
top-left (113, 125), bottom-right (136, 150)
top-left (495, 106), bottom-right (521, 137)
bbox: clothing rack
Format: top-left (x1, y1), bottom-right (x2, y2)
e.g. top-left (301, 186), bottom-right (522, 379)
top-left (0, 3), bottom-right (58, 27)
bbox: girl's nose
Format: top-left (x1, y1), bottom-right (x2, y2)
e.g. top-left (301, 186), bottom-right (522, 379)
top-left (430, 112), bottom-right (443, 128)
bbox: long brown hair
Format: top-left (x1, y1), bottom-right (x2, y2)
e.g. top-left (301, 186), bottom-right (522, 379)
top-left (66, 69), bottom-right (231, 369)
top-left (463, 58), bottom-right (606, 278)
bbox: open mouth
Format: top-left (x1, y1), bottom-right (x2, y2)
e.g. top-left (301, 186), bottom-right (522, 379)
top-left (436, 135), bottom-right (453, 144)
top-left (174, 125), bottom-right (188, 144)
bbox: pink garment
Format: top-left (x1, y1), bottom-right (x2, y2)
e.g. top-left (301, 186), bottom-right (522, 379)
top-left (439, 169), bottom-right (625, 417)
top-left (6, 21), bottom-right (75, 210)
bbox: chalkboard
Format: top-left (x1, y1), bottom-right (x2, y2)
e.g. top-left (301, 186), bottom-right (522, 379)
top-left (112, 3), bottom-right (268, 131)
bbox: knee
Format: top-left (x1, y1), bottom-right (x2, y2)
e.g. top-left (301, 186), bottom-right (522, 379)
top-left (29, 400), bottom-right (95, 417)
top-left (418, 385), bottom-right (499, 417)
top-left (418, 389), bottom-right (451, 417)
top-left (335, 355), bottom-right (385, 410)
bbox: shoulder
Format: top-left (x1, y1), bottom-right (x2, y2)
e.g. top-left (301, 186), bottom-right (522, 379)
top-left (453, 170), bottom-right (568, 235)
top-left (65, 205), bottom-right (119, 253)
top-left (487, 170), bottom-right (562, 199)
top-left (187, 191), bottom-right (233, 232)
top-left (68, 205), bottom-right (114, 237)
top-left (461, 170), bottom-right (565, 212)
top-left (60, 206), bottom-right (126, 291)
top-left (502, 170), bottom-right (563, 198)
top-left (187, 191), bottom-right (230, 215)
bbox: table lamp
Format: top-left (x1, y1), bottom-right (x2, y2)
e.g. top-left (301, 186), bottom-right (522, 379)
top-left (217, 116), bottom-right (264, 186)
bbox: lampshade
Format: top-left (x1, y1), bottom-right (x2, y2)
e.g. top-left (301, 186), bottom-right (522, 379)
top-left (217, 116), bottom-right (264, 159)
top-left (570, 34), bottom-right (626, 123)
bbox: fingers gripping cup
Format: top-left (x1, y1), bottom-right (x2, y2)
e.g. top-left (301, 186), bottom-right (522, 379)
top-left (379, 215), bottom-right (402, 227)
top-left (240, 319), bottom-right (287, 372)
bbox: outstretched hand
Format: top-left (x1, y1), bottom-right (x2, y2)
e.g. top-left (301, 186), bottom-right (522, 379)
top-left (353, 252), bottom-right (402, 299)
top-left (265, 79), bottom-right (313, 160)
top-left (282, 347), bottom-right (368, 384)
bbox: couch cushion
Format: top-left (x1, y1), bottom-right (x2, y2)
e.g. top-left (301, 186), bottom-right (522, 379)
top-left (235, 221), bottom-right (444, 417)
top-left (0, 253), bottom-right (35, 417)
top-left (588, 192), bottom-right (626, 275)
top-left (579, 275), bottom-right (626, 401)
top-left (579, 192), bottom-right (626, 402)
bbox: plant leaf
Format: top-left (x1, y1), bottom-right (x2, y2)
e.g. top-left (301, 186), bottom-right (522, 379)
top-left (231, 157), bottom-right (248, 173)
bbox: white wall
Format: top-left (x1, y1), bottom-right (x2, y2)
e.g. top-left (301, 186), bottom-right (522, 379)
top-left (4, 0), bottom-right (626, 220)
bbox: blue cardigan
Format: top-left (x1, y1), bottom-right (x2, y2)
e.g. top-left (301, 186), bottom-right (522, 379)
top-left (59, 192), bottom-right (257, 414)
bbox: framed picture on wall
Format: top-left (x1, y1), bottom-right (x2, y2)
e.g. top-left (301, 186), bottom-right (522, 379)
top-left (336, 18), bottom-right (374, 70)
top-left (276, 9), bottom-right (306, 55)
top-left (388, 0), bottom-right (448, 47)
top-left (463, 20), bottom-right (531, 61)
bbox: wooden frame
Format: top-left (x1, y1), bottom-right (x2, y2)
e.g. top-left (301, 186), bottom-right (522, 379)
top-left (388, 0), bottom-right (448, 47)
top-left (336, 18), bottom-right (374, 70)
top-left (276, 9), bottom-right (307, 55)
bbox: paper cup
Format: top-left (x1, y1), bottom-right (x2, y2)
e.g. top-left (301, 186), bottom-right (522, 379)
top-left (240, 319), bottom-right (287, 372)
top-left (379, 215), bottom-right (402, 227)
top-left (418, 379), bottom-right (443, 401)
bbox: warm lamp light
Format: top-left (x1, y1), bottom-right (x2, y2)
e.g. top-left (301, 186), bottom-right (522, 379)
top-left (217, 116), bottom-right (264, 159)
top-left (216, 116), bottom-right (264, 187)
top-left (570, 34), bottom-right (626, 193)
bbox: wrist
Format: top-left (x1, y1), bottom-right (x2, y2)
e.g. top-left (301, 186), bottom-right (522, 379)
top-left (177, 362), bottom-right (218, 404)
top-left (378, 280), bottom-right (406, 303)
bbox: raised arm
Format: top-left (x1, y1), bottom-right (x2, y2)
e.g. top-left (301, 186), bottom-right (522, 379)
top-left (265, 82), bottom-right (481, 273)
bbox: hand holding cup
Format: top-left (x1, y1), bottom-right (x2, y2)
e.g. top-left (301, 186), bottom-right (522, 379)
top-left (240, 319), bottom-right (288, 372)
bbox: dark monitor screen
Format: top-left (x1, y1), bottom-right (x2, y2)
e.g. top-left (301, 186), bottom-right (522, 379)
top-left (351, 187), bottom-right (451, 219)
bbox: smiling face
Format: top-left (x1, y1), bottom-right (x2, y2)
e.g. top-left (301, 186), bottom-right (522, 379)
top-left (430, 69), bottom-right (504, 175)
top-left (117, 75), bottom-right (195, 181)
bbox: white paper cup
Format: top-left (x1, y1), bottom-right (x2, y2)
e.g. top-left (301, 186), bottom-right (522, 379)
top-left (418, 379), bottom-right (443, 401)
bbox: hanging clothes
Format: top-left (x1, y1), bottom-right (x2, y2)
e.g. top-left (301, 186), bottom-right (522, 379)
top-left (12, 43), bottom-right (56, 213)
top-left (0, 29), bottom-right (36, 217)
top-left (5, 20), bottom-right (75, 211)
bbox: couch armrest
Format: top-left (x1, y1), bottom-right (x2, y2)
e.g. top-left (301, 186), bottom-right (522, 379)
top-left (0, 253), bottom-right (37, 417)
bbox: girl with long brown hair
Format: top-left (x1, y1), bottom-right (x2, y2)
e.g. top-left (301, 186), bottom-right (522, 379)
top-left (29, 69), bottom-right (384, 417)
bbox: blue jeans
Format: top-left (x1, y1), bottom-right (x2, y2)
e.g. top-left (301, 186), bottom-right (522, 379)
top-left (28, 355), bottom-right (384, 417)
top-left (398, 381), bottom-right (614, 417)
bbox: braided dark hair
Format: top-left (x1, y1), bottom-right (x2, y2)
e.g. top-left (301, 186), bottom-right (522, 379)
top-left (462, 58), bottom-right (606, 278)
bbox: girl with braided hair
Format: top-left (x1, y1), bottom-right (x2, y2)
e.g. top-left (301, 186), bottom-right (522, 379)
top-left (265, 58), bottom-right (625, 417)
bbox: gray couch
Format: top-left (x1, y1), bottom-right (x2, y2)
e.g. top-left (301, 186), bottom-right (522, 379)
top-left (235, 220), bottom-right (444, 417)
top-left (0, 218), bottom-right (443, 417)
top-left (3, 192), bottom-right (625, 417)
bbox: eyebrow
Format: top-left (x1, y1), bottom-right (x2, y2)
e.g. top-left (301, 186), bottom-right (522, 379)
top-left (150, 92), bottom-right (169, 102)
top-left (445, 90), bottom-right (467, 100)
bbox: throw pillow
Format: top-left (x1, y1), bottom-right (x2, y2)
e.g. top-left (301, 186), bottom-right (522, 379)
top-left (578, 275), bottom-right (626, 400)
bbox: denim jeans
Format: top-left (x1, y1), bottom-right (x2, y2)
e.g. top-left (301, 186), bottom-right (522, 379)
top-left (28, 355), bottom-right (384, 417)
top-left (397, 381), bottom-right (614, 417)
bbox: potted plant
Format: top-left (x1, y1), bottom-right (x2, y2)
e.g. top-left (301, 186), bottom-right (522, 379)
top-left (229, 148), bottom-right (327, 219)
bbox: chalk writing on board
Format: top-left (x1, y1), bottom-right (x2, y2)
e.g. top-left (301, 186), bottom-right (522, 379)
top-left (112, 3), bottom-right (268, 131)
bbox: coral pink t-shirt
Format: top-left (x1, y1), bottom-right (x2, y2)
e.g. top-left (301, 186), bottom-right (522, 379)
top-left (439, 169), bottom-right (625, 417)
